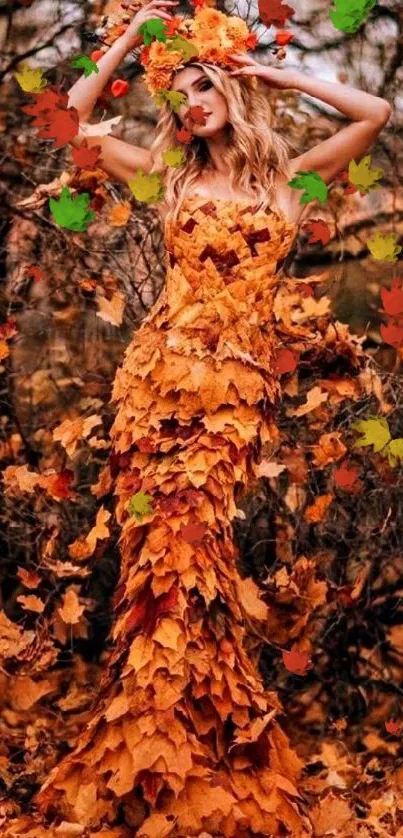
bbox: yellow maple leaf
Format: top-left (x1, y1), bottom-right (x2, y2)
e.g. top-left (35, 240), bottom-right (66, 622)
top-left (348, 154), bottom-right (383, 194)
top-left (367, 231), bottom-right (402, 262)
top-left (14, 63), bottom-right (47, 92)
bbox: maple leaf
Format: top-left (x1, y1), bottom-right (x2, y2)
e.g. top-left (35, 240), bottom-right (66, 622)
top-left (386, 437), bottom-right (403, 468)
top-left (185, 105), bottom-right (208, 126)
top-left (127, 169), bottom-right (166, 204)
top-left (334, 460), bottom-right (359, 491)
top-left (108, 200), bottom-right (131, 227)
top-left (162, 146), bottom-right (186, 167)
top-left (305, 493), bottom-right (333, 523)
top-left (348, 154), bottom-right (383, 194)
top-left (127, 490), bottom-right (154, 521)
top-left (176, 126), bottom-right (193, 143)
top-left (381, 277), bottom-right (403, 316)
top-left (138, 18), bottom-right (169, 46)
top-left (329, 0), bottom-right (376, 34)
top-left (72, 141), bottom-right (103, 169)
top-left (288, 170), bottom-right (328, 205)
top-left (49, 185), bottom-right (96, 232)
top-left (14, 63), bottom-right (47, 92)
top-left (288, 385), bottom-right (329, 417)
top-left (71, 54), bottom-right (100, 77)
top-left (380, 320), bottom-right (403, 348)
top-left (37, 106), bottom-right (80, 148)
top-left (21, 86), bottom-right (69, 124)
top-left (303, 219), bottom-right (331, 245)
top-left (352, 416), bottom-right (391, 454)
top-left (367, 231), bottom-right (402, 262)
top-left (154, 90), bottom-right (188, 113)
top-left (166, 34), bottom-right (199, 61)
top-left (282, 643), bottom-right (313, 676)
top-left (258, 0), bottom-right (295, 27)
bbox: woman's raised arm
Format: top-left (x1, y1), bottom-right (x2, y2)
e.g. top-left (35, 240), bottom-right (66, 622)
top-left (68, 0), bottom-right (178, 183)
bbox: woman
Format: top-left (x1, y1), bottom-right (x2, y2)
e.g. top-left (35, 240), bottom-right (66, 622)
top-left (33, 2), bottom-right (392, 836)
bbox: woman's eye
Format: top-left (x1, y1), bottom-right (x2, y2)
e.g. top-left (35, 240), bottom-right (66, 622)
top-left (200, 81), bottom-right (212, 90)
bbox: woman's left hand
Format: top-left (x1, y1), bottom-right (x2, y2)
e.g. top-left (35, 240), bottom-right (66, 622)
top-left (229, 53), bottom-right (297, 90)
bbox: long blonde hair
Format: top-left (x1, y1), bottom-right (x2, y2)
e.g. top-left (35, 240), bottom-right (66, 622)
top-left (148, 61), bottom-right (296, 227)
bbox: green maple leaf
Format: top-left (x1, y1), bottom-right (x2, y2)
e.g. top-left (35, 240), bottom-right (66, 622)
top-left (367, 231), bottom-right (402, 262)
top-left (329, 0), bottom-right (376, 33)
top-left (287, 170), bottom-right (328, 205)
top-left (154, 89), bottom-right (188, 113)
top-left (49, 185), bottom-right (96, 232)
top-left (166, 35), bottom-right (199, 61)
top-left (71, 54), bottom-right (100, 77)
top-left (385, 437), bottom-right (403, 468)
top-left (352, 416), bottom-right (391, 454)
top-left (127, 490), bottom-right (154, 521)
top-left (127, 169), bottom-right (166, 204)
top-left (348, 155), bottom-right (383, 195)
top-left (162, 146), bottom-right (186, 167)
top-left (138, 18), bottom-right (169, 46)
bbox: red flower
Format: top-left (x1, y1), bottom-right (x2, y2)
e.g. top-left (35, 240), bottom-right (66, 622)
top-left (275, 31), bottom-right (293, 46)
top-left (246, 32), bottom-right (258, 49)
top-left (111, 79), bottom-right (130, 98)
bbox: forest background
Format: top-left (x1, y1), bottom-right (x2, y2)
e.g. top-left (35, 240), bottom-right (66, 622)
top-left (0, 0), bottom-right (403, 834)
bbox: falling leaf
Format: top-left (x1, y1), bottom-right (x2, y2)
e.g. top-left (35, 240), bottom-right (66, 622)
top-left (57, 588), bottom-right (86, 625)
top-left (155, 90), bottom-right (188, 113)
top-left (274, 346), bottom-right (298, 375)
top-left (303, 218), bottom-right (331, 245)
top-left (380, 276), bottom-right (403, 316)
top-left (256, 459), bottom-right (287, 478)
top-left (49, 185), bottom-right (96, 232)
top-left (288, 385), bottom-right (329, 417)
top-left (166, 34), bottom-right (199, 61)
top-left (86, 506), bottom-right (112, 554)
top-left (352, 416), bottom-right (391, 454)
top-left (79, 115), bottom-right (122, 136)
top-left (348, 153), bottom-right (383, 194)
top-left (288, 170), bottom-right (328, 205)
top-left (71, 55), bottom-right (100, 77)
top-left (16, 594), bottom-right (45, 613)
top-left (180, 519), bottom-right (208, 544)
top-left (385, 719), bottom-right (401, 735)
top-left (108, 200), bottom-right (131, 226)
top-left (329, 0), bottom-right (377, 34)
top-left (176, 126), bottom-right (193, 143)
top-left (258, 0), bottom-right (295, 27)
top-left (15, 63), bottom-right (47, 92)
top-left (96, 290), bottom-right (125, 326)
top-left (162, 146), bottom-right (187, 167)
top-left (138, 18), bottom-right (169, 46)
top-left (380, 320), bottom-right (403, 348)
top-left (312, 431), bottom-right (347, 467)
top-left (72, 141), bottom-right (103, 169)
top-left (367, 231), bottom-right (402, 262)
top-left (128, 169), bottom-right (166, 204)
top-left (24, 264), bottom-right (46, 282)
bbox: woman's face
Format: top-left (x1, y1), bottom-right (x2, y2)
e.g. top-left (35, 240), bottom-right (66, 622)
top-left (170, 66), bottom-right (229, 137)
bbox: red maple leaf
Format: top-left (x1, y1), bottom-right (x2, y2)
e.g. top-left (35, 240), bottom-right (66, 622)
top-left (258, 0), bottom-right (295, 27)
top-left (185, 105), bottom-right (208, 126)
top-left (0, 318), bottom-right (18, 340)
top-left (282, 643), bottom-right (313, 676)
top-left (37, 107), bottom-right (80, 148)
top-left (72, 141), bottom-right (103, 169)
top-left (380, 320), bottom-right (403, 348)
top-left (381, 277), bottom-right (403, 317)
top-left (176, 126), bottom-right (193, 144)
top-left (303, 219), bottom-right (331, 246)
top-left (334, 460), bottom-right (359, 491)
top-left (164, 16), bottom-right (182, 36)
top-left (22, 86), bottom-right (69, 125)
top-left (47, 469), bottom-right (75, 500)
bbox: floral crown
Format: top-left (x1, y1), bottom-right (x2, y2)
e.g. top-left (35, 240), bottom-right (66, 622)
top-left (138, 1), bottom-right (259, 99)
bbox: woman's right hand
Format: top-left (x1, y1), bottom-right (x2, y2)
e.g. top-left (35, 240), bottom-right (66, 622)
top-left (124, 0), bottom-right (179, 47)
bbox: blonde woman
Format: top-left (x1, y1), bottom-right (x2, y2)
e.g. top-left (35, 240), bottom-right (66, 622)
top-left (33, 2), bottom-right (391, 835)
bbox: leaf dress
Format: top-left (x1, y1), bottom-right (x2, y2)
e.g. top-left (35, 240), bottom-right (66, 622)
top-left (33, 195), bottom-right (375, 837)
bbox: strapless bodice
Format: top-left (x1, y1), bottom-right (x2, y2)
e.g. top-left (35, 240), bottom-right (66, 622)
top-left (163, 195), bottom-right (298, 294)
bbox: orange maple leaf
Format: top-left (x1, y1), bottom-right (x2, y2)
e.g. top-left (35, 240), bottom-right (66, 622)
top-left (282, 643), bottom-right (313, 676)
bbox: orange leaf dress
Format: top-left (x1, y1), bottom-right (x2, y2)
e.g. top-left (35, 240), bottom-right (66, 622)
top-left (33, 196), bottom-right (374, 836)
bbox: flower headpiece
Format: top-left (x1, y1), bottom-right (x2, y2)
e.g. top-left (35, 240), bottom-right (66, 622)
top-left (139, 2), bottom-right (259, 99)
